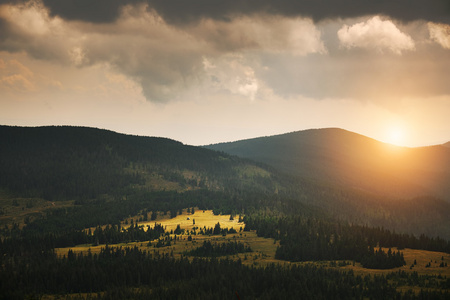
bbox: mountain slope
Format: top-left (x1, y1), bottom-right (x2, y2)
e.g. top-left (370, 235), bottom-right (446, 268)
top-left (207, 128), bottom-right (450, 202)
top-left (1, 126), bottom-right (449, 239)
top-left (0, 125), bottom-right (276, 200)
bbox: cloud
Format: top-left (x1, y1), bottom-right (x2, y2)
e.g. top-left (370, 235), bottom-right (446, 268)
top-left (257, 29), bottom-right (450, 103)
top-left (1, 0), bottom-right (450, 107)
top-left (0, 51), bottom-right (147, 106)
top-left (27, 0), bottom-right (450, 25)
top-left (41, 0), bottom-right (131, 23)
top-left (69, 47), bottom-right (88, 66)
top-left (201, 55), bottom-right (259, 100)
top-left (338, 16), bottom-right (415, 54)
top-left (428, 22), bottom-right (450, 49)
top-left (0, 2), bottom-right (207, 101)
top-left (0, 58), bottom-right (36, 92)
top-left (1, 1), bottom-right (449, 150)
top-left (0, 1), bottom-right (78, 62)
top-left (191, 16), bottom-right (326, 56)
top-left (0, 1), bottom-right (326, 102)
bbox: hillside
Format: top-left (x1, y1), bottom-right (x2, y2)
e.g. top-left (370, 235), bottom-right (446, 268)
top-left (0, 125), bottom-right (275, 201)
top-left (1, 126), bottom-right (449, 239)
top-left (0, 125), bottom-right (295, 237)
top-left (206, 128), bottom-right (450, 202)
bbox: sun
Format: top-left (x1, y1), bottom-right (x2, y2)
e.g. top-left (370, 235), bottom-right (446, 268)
top-left (386, 127), bottom-right (405, 146)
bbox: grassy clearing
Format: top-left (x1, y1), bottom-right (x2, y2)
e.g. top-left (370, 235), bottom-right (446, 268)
top-left (336, 248), bottom-right (450, 277)
top-left (56, 210), bottom-right (450, 278)
top-left (139, 209), bottom-right (244, 232)
top-left (56, 210), bottom-right (278, 266)
top-left (55, 230), bottom-right (280, 268)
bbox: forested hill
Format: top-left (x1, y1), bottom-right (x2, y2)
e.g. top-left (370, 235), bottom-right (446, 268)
top-left (2, 125), bottom-right (450, 239)
top-left (0, 125), bottom-right (275, 200)
top-left (206, 128), bottom-right (450, 202)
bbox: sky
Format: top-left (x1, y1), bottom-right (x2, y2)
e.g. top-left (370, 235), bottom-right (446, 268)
top-left (1, 0), bottom-right (450, 147)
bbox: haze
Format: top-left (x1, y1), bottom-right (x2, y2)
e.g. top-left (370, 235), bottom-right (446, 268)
top-left (1, 0), bottom-right (449, 146)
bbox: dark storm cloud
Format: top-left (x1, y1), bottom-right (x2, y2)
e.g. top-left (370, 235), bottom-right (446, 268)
top-left (41, 0), bottom-right (137, 23)
top-left (29, 0), bottom-right (450, 24)
top-left (150, 0), bottom-right (450, 25)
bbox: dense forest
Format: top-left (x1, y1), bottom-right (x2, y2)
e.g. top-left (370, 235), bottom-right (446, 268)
top-left (186, 240), bottom-right (253, 257)
top-left (1, 245), bottom-right (448, 300)
top-left (244, 215), bottom-right (449, 269)
top-left (1, 126), bottom-right (449, 298)
top-left (245, 215), bottom-right (450, 254)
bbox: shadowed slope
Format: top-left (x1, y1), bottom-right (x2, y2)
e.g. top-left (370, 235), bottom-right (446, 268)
top-left (0, 125), bottom-right (275, 200)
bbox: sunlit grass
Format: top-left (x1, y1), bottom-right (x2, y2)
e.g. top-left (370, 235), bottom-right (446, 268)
top-left (55, 210), bottom-right (450, 280)
top-left (338, 248), bottom-right (450, 277)
top-left (139, 209), bottom-right (244, 232)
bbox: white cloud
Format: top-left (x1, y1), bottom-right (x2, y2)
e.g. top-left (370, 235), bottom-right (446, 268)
top-left (428, 22), bottom-right (450, 49)
top-left (338, 16), bottom-right (415, 54)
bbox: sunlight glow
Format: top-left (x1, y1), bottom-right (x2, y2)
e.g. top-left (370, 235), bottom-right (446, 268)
top-left (386, 127), bottom-right (406, 146)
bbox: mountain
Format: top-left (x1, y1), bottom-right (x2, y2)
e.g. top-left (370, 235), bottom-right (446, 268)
top-left (0, 125), bottom-right (277, 201)
top-left (206, 128), bottom-right (450, 202)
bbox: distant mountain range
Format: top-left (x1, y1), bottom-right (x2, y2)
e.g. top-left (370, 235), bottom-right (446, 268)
top-left (206, 128), bottom-right (450, 202)
top-left (1, 125), bottom-right (449, 238)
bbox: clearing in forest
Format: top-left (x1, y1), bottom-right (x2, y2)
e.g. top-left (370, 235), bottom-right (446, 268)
top-left (55, 209), bottom-right (450, 279)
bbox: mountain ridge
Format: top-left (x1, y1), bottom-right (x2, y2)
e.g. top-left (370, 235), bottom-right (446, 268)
top-left (206, 128), bottom-right (450, 202)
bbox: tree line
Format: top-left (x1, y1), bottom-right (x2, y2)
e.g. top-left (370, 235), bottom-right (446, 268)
top-left (244, 215), bottom-right (449, 269)
top-left (0, 223), bottom-right (165, 259)
top-left (186, 240), bottom-right (252, 257)
top-left (2, 244), bottom-right (448, 300)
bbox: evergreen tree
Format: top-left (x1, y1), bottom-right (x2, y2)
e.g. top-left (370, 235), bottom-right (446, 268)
top-left (213, 222), bottom-right (221, 235)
